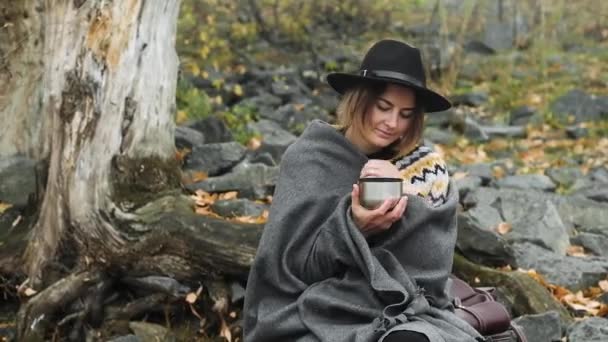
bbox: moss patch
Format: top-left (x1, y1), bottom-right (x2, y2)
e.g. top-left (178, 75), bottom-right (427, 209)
top-left (111, 155), bottom-right (182, 210)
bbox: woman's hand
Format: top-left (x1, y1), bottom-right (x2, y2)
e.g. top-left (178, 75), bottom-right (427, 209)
top-left (360, 159), bottom-right (401, 178)
top-left (351, 184), bottom-right (408, 237)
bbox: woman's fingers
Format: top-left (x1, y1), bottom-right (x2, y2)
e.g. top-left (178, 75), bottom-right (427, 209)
top-left (389, 196), bottom-right (408, 220)
top-left (351, 184), bottom-right (360, 207)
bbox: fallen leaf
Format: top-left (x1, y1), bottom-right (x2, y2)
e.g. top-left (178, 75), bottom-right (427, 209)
top-left (492, 165), bottom-right (506, 179)
top-left (23, 288), bottom-right (37, 297)
top-left (247, 137), bottom-right (262, 150)
top-left (495, 222), bottom-right (512, 235)
top-left (0, 202), bottom-right (12, 214)
top-left (185, 285), bottom-right (204, 304)
top-left (219, 315), bottom-right (232, 341)
top-left (566, 245), bottom-right (587, 257)
top-left (185, 292), bottom-right (198, 304)
top-left (599, 280), bottom-right (608, 292)
top-left (219, 191), bottom-right (238, 200)
top-left (451, 171), bottom-right (469, 181)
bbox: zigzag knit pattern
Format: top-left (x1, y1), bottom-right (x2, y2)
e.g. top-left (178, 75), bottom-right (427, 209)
top-left (392, 145), bottom-right (449, 207)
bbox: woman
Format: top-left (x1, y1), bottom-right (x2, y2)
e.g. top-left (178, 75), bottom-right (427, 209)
top-left (243, 40), bottom-right (482, 342)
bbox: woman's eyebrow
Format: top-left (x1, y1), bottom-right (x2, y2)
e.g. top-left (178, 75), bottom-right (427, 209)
top-left (378, 96), bottom-right (416, 110)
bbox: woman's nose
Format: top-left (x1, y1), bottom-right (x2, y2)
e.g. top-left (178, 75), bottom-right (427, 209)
top-left (384, 111), bottom-right (399, 129)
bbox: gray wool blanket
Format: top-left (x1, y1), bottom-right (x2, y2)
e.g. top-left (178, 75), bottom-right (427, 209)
top-left (243, 120), bottom-right (482, 342)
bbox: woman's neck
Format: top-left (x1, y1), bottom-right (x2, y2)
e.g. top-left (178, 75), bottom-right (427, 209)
top-left (344, 126), bottom-right (379, 155)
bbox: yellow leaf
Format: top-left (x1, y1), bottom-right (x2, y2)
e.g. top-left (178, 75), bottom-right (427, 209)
top-left (185, 292), bottom-right (198, 304)
top-left (495, 222), bottom-right (512, 235)
top-left (0, 202), bottom-right (12, 214)
top-left (451, 171), bottom-right (468, 181)
top-left (23, 288), bottom-right (37, 297)
top-left (219, 191), bottom-right (238, 200)
top-left (176, 110), bottom-right (189, 124)
top-left (247, 137), bottom-right (262, 150)
top-left (219, 315), bottom-right (232, 341)
top-left (233, 84), bottom-right (243, 97)
top-left (566, 245), bottom-right (587, 257)
top-left (492, 165), bottom-right (506, 179)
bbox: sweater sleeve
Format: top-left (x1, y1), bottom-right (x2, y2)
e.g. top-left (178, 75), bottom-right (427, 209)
top-left (394, 146), bottom-right (449, 207)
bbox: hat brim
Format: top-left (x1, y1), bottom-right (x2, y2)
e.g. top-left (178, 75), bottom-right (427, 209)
top-left (326, 73), bottom-right (452, 113)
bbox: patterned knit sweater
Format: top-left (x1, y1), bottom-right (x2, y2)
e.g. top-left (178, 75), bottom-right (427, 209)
top-left (392, 145), bottom-right (449, 207)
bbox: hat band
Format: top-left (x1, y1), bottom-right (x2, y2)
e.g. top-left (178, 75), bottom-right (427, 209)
top-left (359, 69), bottom-right (425, 88)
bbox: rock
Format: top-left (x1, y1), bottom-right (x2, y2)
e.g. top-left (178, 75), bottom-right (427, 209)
top-left (550, 89), bottom-right (608, 123)
top-left (211, 199), bottom-right (267, 218)
top-left (510, 106), bottom-right (540, 126)
top-left (506, 200), bottom-right (570, 255)
top-left (567, 317), bottom-right (608, 342)
top-left (463, 117), bottom-right (489, 142)
top-left (425, 109), bottom-right (454, 127)
top-left (545, 167), bottom-right (583, 188)
top-left (186, 162), bottom-right (279, 200)
top-left (457, 207), bottom-right (516, 267)
top-left (423, 126), bottom-right (459, 145)
top-left (480, 125), bottom-right (526, 139)
top-left (454, 175), bottom-right (482, 199)
top-left (512, 311), bottom-right (562, 342)
top-left (459, 163), bottom-right (495, 185)
top-left (188, 116), bottom-right (234, 143)
top-left (589, 167), bottom-right (608, 183)
top-left (270, 77), bottom-right (310, 102)
top-left (573, 184), bottom-right (608, 203)
top-left (183, 142), bottom-right (246, 177)
top-left (238, 92), bottom-right (283, 118)
top-left (462, 186), bottom-right (500, 208)
top-left (175, 126), bottom-right (205, 149)
top-left (267, 102), bottom-right (331, 135)
top-left (512, 242), bottom-right (608, 291)
top-left (129, 322), bottom-right (175, 342)
top-left (496, 174), bottom-right (557, 192)
top-left (247, 120), bottom-right (297, 163)
top-left (463, 40), bottom-right (496, 55)
top-left (555, 196), bottom-right (608, 237)
top-left (230, 281), bottom-right (246, 304)
top-left (566, 125), bottom-right (590, 139)
top-left (0, 156), bottom-right (37, 207)
top-left (451, 92), bottom-right (489, 107)
top-left (465, 187), bottom-right (608, 238)
top-left (571, 233), bottom-right (608, 257)
top-left (245, 150), bottom-right (276, 167)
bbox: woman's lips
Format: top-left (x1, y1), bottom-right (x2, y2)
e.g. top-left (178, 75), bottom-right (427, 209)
top-left (375, 128), bottom-right (395, 140)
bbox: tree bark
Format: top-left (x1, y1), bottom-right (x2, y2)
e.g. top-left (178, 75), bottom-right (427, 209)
top-left (15, 0), bottom-right (182, 287)
top-left (0, 0), bottom-right (45, 158)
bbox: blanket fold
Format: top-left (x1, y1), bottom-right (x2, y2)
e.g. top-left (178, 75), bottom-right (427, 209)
top-left (244, 120), bottom-right (481, 342)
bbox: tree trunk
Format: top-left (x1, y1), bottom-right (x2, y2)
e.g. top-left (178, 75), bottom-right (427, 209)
top-left (19, 0), bottom-right (182, 287)
top-left (1, 1), bottom-right (268, 339)
top-left (0, 0), bottom-right (45, 158)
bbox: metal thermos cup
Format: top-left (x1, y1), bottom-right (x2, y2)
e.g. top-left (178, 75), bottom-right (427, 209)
top-left (358, 177), bottom-right (403, 209)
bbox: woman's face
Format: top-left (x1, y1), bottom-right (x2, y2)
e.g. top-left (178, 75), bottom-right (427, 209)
top-left (352, 83), bottom-right (417, 154)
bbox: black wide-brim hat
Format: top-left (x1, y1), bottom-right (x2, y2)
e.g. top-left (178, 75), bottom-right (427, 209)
top-left (326, 39), bottom-right (451, 113)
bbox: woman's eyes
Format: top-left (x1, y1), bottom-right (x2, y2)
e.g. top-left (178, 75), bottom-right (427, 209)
top-left (377, 102), bottom-right (415, 118)
top-left (377, 103), bottom-right (391, 111)
top-left (399, 111), bottom-right (415, 118)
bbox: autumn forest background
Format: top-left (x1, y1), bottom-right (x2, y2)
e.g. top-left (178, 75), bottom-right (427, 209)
top-left (1, 0), bottom-right (607, 341)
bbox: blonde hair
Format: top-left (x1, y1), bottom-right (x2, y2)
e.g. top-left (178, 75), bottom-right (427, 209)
top-left (335, 82), bottom-right (425, 159)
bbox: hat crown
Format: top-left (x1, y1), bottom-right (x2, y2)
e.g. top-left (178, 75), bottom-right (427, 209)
top-left (359, 40), bottom-right (426, 87)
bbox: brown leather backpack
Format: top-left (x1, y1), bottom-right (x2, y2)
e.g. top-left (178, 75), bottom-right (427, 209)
top-left (450, 276), bottom-right (528, 342)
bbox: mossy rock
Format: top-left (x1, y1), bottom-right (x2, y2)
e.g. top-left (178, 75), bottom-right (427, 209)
top-left (453, 253), bottom-right (572, 328)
